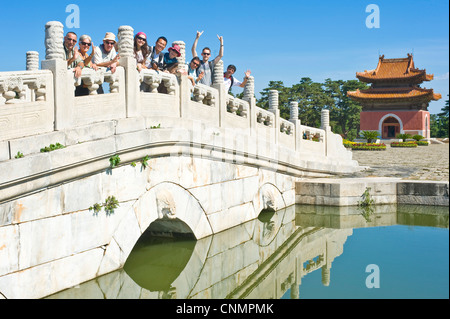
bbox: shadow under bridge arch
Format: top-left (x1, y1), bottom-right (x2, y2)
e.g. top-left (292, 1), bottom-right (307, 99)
top-left (135, 182), bottom-right (214, 240)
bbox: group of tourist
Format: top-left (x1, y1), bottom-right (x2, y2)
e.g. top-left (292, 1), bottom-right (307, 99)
top-left (63, 30), bottom-right (251, 96)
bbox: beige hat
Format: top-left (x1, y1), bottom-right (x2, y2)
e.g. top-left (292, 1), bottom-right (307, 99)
top-left (103, 32), bottom-right (116, 43)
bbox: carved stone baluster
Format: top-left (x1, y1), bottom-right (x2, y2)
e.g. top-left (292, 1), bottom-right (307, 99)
top-left (240, 102), bottom-right (248, 117)
top-left (213, 60), bottom-right (224, 85)
top-left (2, 77), bottom-right (24, 104)
top-left (117, 26), bottom-right (134, 58)
top-left (290, 101), bottom-right (298, 121)
top-left (26, 51), bottom-right (40, 71)
top-left (243, 75), bottom-right (254, 102)
top-left (268, 90), bottom-right (279, 113)
top-left (193, 86), bottom-right (206, 103)
top-left (321, 109), bottom-right (330, 129)
top-left (163, 76), bottom-right (177, 95)
top-left (172, 40), bottom-right (186, 73)
top-left (45, 21), bottom-right (65, 60)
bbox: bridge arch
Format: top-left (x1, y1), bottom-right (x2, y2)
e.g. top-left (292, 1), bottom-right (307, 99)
top-left (253, 182), bottom-right (286, 217)
top-left (133, 182), bottom-right (213, 239)
top-left (103, 181), bottom-right (213, 270)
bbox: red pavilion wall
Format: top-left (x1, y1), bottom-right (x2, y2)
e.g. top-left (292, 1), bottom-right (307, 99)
top-left (360, 110), bottom-right (430, 134)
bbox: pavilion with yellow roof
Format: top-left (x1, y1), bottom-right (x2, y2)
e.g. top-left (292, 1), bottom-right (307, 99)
top-left (348, 54), bottom-right (441, 139)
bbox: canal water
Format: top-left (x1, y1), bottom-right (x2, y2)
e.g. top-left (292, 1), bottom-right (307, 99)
top-left (47, 204), bottom-right (449, 299)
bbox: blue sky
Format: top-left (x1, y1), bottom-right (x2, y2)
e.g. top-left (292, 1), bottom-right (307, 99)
top-left (0, 0), bottom-right (448, 114)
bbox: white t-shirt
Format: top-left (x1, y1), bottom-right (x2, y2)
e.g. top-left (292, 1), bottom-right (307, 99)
top-left (224, 76), bottom-right (242, 93)
top-left (92, 44), bottom-right (117, 65)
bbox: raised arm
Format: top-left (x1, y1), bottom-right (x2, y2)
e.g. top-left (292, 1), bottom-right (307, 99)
top-left (239, 70), bottom-right (251, 88)
top-left (214, 35), bottom-right (224, 64)
top-left (191, 30), bottom-right (203, 58)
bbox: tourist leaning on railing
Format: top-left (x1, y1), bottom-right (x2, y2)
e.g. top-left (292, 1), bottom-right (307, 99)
top-left (184, 57), bottom-right (205, 87)
top-left (92, 32), bottom-right (120, 94)
top-left (75, 34), bottom-right (98, 96)
top-left (134, 32), bottom-right (150, 72)
top-left (63, 31), bottom-right (84, 79)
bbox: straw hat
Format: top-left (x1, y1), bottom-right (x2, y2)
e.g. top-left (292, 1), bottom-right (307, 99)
top-left (103, 32), bottom-right (116, 43)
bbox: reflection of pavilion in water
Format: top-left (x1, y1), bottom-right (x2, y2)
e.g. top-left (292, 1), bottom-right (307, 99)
top-left (47, 204), bottom-right (448, 299)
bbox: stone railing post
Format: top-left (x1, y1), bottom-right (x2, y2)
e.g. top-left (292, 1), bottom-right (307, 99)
top-left (26, 51), bottom-right (39, 71)
top-left (321, 109), bottom-right (330, 130)
top-left (25, 51), bottom-right (40, 102)
top-left (212, 59), bottom-right (226, 128)
top-left (172, 40), bottom-right (186, 73)
top-left (173, 40), bottom-right (188, 119)
top-left (321, 109), bottom-right (331, 156)
top-left (41, 21), bottom-right (74, 130)
top-left (289, 101), bottom-right (302, 151)
top-left (118, 25), bottom-right (140, 118)
top-left (243, 76), bottom-right (256, 134)
top-left (268, 90), bottom-right (280, 144)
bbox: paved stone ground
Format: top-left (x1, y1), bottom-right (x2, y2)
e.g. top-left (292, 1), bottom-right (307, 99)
top-left (344, 143), bottom-right (449, 181)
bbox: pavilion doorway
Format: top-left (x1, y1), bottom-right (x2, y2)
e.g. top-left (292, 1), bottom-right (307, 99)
top-left (381, 116), bottom-right (400, 139)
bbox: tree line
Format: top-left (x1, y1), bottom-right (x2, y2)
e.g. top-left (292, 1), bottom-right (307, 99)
top-left (250, 78), bottom-right (448, 140)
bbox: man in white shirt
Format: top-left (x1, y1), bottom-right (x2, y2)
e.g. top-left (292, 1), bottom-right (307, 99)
top-left (93, 32), bottom-right (119, 73)
top-left (92, 32), bottom-right (119, 93)
top-left (224, 64), bottom-right (251, 94)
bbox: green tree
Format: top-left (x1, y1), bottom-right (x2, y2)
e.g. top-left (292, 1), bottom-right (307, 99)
top-left (431, 96), bottom-right (449, 138)
top-left (324, 79), bottom-right (368, 140)
top-left (257, 77), bottom-right (367, 140)
top-left (291, 77), bottom-right (333, 127)
top-left (257, 80), bottom-right (291, 119)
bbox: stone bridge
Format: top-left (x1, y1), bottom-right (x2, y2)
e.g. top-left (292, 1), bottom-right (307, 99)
top-left (0, 22), bottom-right (360, 299)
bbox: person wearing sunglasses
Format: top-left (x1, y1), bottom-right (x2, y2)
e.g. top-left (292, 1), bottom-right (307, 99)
top-left (75, 34), bottom-right (98, 96)
top-left (63, 31), bottom-right (84, 79)
top-left (78, 35), bottom-right (97, 70)
top-left (186, 57), bottom-right (204, 87)
top-left (134, 32), bottom-right (150, 72)
top-left (191, 31), bottom-right (223, 86)
top-left (92, 32), bottom-right (119, 74)
top-left (92, 32), bottom-right (120, 93)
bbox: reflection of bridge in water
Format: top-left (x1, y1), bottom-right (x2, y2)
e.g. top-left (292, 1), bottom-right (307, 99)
top-left (47, 204), bottom-right (448, 299)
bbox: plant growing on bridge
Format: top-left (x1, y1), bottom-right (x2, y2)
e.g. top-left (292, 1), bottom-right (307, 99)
top-left (141, 155), bottom-right (150, 169)
top-left (89, 195), bottom-right (120, 215)
top-left (15, 151), bottom-right (24, 158)
top-left (358, 187), bottom-right (375, 222)
top-left (40, 143), bottom-right (65, 152)
top-left (109, 155), bottom-right (121, 168)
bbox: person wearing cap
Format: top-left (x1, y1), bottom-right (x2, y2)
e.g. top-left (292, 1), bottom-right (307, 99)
top-left (92, 32), bottom-right (119, 74)
top-left (162, 44), bottom-right (181, 74)
top-left (223, 64), bottom-right (251, 94)
top-left (63, 31), bottom-right (84, 79)
top-left (191, 31), bottom-right (223, 86)
top-left (134, 32), bottom-right (150, 72)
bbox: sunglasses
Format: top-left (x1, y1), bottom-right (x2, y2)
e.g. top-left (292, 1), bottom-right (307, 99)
top-left (67, 38), bottom-right (77, 43)
top-left (192, 62), bottom-right (200, 67)
top-left (105, 41), bottom-right (115, 45)
top-left (80, 42), bottom-right (91, 46)
top-left (137, 36), bottom-right (146, 41)
top-left (202, 52), bottom-right (211, 55)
